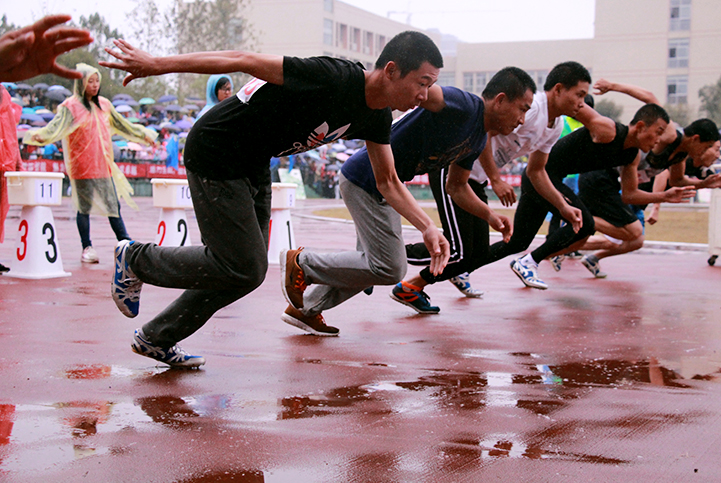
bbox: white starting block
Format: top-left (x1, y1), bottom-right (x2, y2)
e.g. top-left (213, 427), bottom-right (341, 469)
top-left (268, 183), bottom-right (297, 264)
top-left (4, 172), bottom-right (71, 279)
top-left (151, 178), bottom-right (193, 247)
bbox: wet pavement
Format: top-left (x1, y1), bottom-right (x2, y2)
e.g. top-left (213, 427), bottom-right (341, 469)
top-left (1, 196), bottom-right (720, 482)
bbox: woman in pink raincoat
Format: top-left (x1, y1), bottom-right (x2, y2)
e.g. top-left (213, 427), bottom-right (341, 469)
top-left (25, 63), bottom-right (156, 263)
top-left (0, 84), bottom-right (22, 272)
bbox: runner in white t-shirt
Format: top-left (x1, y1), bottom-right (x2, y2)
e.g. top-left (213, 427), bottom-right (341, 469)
top-left (399, 62), bottom-right (592, 312)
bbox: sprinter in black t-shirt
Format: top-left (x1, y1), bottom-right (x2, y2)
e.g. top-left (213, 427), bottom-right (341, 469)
top-left (481, 103), bottom-right (694, 290)
top-left (101, 32), bottom-right (448, 367)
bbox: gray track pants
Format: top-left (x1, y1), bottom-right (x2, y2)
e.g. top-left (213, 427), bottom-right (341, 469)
top-left (299, 173), bottom-right (407, 316)
top-left (127, 170), bottom-right (271, 347)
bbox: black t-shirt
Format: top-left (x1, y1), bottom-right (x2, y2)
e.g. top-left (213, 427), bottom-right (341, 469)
top-left (184, 56), bottom-right (392, 182)
top-left (545, 122), bottom-right (639, 179)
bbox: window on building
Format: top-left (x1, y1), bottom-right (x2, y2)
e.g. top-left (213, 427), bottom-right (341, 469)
top-left (376, 35), bottom-right (386, 56)
top-left (668, 38), bottom-right (689, 68)
top-left (337, 23), bottom-right (348, 49)
top-left (528, 70), bottom-right (548, 90)
top-left (363, 31), bottom-right (373, 55)
top-left (323, 19), bottom-right (333, 46)
top-left (324, 0), bottom-right (333, 13)
top-left (437, 72), bottom-right (455, 87)
top-left (670, 0), bottom-right (691, 31)
top-left (463, 73), bottom-right (474, 92)
top-left (351, 28), bottom-right (361, 52)
top-left (462, 71), bottom-right (496, 94)
top-left (667, 75), bottom-right (688, 104)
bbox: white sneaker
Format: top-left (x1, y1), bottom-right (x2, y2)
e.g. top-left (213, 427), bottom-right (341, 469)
top-left (581, 255), bottom-right (607, 278)
top-left (449, 273), bottom-right (484, 298)
top-left (510, 257), bottom-right (548, 290)
top-left (549, 255), bottom-right (565, 272)
top-left (81, 246), bottom-right (99, 264)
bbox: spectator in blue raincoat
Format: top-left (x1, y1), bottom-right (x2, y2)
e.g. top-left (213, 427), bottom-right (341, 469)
top-left (197, 74), bottom-right (233, 118)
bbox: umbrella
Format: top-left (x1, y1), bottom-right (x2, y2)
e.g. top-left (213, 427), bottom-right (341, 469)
top-left (183, 104), bottom-right (199, 111)
top-left (113, 93), bottom-right (135, 101)
top-left (139, 97), bottom-right (155, 105)
top-left (165, 104), bottom-right (182, 112)
top-left (22, 107), bottom-right (35, 114)
top-left (124, 99), bottom-right (139, 106)
top-left (48, 85), bottom-right (72, 96)
top-left (114, 139), bottom-right (128, 147)
top-left (127, 117), bottom-right (140, 123)
top-left (38, 112), bottom-right (55, 121)
top-left (174, 120), bottom-right (193, 130)
top-left (158, 94), bottom-right (177, 103)
top-left (179, 132), bottom-right (189, 138)
top-left (17, 123), bottom-right (31, 130)
top-left (33, 83), bottom-right (49, 90)
top-left (112, 99), bottom-right (129, 106)
top-left (1, 82), bottom-right (17, 90)
top-left (146, 125), bottom-right (160, 131)
top-left (147, 116), bottom-right (159, 123)
top-left (125, 142), bottom-right (144, 151)
top-left (31, 119), bottom-right (47, 127)
top-left (116, 105), bottom-right (134, 113)
top-left (16, 83), bottom-right (32, 90)
top-left (45, 90), bottom-right (69, 102)
top-left (21, 112), bottom-right (43, 122)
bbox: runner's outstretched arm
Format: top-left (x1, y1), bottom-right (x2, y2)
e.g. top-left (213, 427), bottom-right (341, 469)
top-left (366, 141), bottom-right (450, 275)
top-left (100, 39), bottom-right (283, 86)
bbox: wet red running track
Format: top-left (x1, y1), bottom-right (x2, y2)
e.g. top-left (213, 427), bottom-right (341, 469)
top-left (1, 196), bottom-right (720, 482)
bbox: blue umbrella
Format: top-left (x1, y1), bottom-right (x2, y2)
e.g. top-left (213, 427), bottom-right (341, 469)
top-left (38, 112), bottom-right (55, 121)
top-left (33, 83), bottom-right (49, 90)
top-left (21, 112), bottom-right (43, 122)
top-left (165, 104), bottom-right (182, 112)
top-left (174, 120), bottom-right (193, 130)
top-left (113, 93), bottom-right (135, 101)
top-left (158, 94), bottom-right (177, 103)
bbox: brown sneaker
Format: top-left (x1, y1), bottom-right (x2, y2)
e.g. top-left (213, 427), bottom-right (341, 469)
top-left (281, 247), bottom-right (307, 309)
top-left (281, 305), bottom-right (339, 337)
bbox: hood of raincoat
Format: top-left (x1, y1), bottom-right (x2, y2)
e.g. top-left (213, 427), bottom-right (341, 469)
top-left (205, 74), bottom-right (233, 107)
top-left (73, 63), bottom-right (102, 98)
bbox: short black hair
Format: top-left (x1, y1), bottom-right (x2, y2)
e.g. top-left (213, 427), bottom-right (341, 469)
top-left (375, 31), bottom-right (443, 76)
top-left (543, 61), bottom-right (592, 92)
top-left (215, 77), bottom-right (231, 97)
top-left (482, 67), bottom-right (536, 102)
top-left (584, 94), bottom-right (595, 109)
top-left (630, 103), bottom-right (670, 126)
top-left (684, 118), bottom-right (721, 142)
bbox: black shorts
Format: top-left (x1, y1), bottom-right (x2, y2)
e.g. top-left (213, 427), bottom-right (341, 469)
top-left (578, 169), bottom-right (638, 228)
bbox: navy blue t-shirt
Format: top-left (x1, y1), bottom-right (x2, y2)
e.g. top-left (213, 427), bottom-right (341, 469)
top-left (342, 86), bottom-right (487, 198)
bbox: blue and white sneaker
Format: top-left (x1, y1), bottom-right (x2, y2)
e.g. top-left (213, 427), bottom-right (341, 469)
top-left (549, 255), bottom-right (565, 272)
top-left (131, 329), bottom-right (205, 368)
top-left (112, 240), bottom-right (143, 318)
top-left (581, 255), bottom-right (607, 279)
top-left (390, 282), bottom-right (440, 314)
top-left (449, 273), bottom-right (484, 298)
top-left (510, 257), bottom-right (548, 290)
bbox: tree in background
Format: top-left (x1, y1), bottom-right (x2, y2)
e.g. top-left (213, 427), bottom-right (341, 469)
top-left (0, 15), bottom-right (20, 36)
top-left (664, 103), bottom-right (691, 127)
top-left (126, 0), bottom-right (258, 103)
top-left (595, 99), bottom-right (623, 122)
top-left (699, 75), bottom-right (721, 126)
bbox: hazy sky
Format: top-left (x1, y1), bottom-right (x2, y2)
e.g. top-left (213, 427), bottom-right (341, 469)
top-left (4, 0), bottom-right (595, 44)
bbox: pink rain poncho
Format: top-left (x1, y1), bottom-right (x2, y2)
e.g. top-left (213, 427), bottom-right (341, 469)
top-left (0, 85), bottom-right (22, 243)
top-left (24, 64), bottom-right (157, 217)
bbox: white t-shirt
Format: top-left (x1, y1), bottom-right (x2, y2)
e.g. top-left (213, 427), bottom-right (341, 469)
top-left (469, 91), bottom-right (563, 183)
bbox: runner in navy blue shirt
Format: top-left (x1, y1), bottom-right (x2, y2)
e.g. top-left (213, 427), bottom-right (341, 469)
top-left (281, 67), bottom-right (534, 328)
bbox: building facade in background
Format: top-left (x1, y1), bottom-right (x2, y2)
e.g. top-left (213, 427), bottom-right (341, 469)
top-left (245, 0), bottom-right (721, 123)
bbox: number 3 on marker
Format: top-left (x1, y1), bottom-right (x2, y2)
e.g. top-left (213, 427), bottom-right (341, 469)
top-left (17, 220), bottom-right (28, 261)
